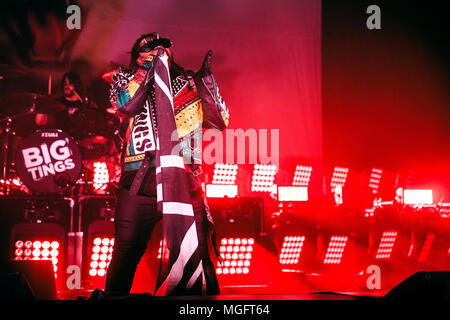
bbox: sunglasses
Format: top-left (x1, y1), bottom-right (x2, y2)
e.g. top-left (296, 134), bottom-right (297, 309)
top-left (139, 38), bottom-right (172, 52)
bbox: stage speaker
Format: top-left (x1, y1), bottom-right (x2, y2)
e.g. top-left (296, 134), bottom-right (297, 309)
top-left (9, 260), bottom-right (57, 300)
top-left (385, 271), bottom-right (450, 300)
top-left (0, 273), bottom-right (34, 300)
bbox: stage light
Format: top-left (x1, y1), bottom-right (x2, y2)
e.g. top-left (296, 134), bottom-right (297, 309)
top-left (403, 189), bottom-right (433, 205)
top-left (93, 161), bottom-right (109, 193)
top-left (368, 168), bottom-right (383, 194)
top-left (278, 186), bottom-right (308, 202)
top-left (333, 185), bottom-right (343, 206)
top-left (323, 236), bottom-right (348, 264)
top-left (292, 165), bottom-right (312, 186)
top-left (13, 238), bottom-right (61, 276)
top-left (364, 208), bottom-right (375, 218)
top-left (206, 184), bottom-right (238, 198)
top-left (42, 249), bottom-right (50, 257)
top-left (88, 236), bottom-right (114, 278)
top-left (212, 163), bottom-right (238, 185)
top-left (279, 236), bottom-right (305, 265)
top-left (84, 219), bottom-right (115, 288)
top-left (10, 222), bottom-right (66, 289)
top-left (216, 237), bottom-right (254, 276)
top-left (375, 231), bottom-right (398, 260)
top-left (0, 177), bottom-right (31, 195)
top-left (251, 164), bottom-right (277, 192)
top-left (207, 198), bottom-right (275, 291)
top-left (330, 166), bottom-right (349, 192)
top-left (33, 241), bottom-right (42, 249)
top-left (87, 235), bottom-right (163, 281)
top-left (93, 237), bottom-right (102, 246)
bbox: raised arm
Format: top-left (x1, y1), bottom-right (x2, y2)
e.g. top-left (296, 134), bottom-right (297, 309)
top-left (192, 50), bottom-right (229, 131)
top-left (109, 55), bottom-right (155, 118)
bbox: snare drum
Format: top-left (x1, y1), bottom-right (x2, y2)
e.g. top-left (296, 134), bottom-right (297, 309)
top-left (15, 129), bottom-right (82, 194)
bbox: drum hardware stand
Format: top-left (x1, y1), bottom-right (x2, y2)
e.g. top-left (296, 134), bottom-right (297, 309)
top-left (72, 194), bottom-right (116, 279)
top-left (24, 200), bottom-right (61, 223)
top-left (65, 196), bottom-right (84, 274)
top-left (76, 194), bottom-right (117, 234)
top-left (0, 96), bottom-right (36, 179)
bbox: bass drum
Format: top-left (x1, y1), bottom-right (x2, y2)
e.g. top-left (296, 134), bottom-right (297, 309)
top-left (15, 129), bottom-right (82, 194)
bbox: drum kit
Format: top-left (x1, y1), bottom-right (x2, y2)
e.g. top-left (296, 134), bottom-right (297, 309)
top-left (0, 90), bottom-right (122, 196)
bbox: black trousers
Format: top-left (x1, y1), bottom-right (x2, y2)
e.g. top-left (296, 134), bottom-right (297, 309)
top-left (104, 188), bottom-right (219, 295)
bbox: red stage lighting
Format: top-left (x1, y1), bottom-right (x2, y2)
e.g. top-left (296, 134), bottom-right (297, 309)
top-left (368, 168), bottom-right (383, 194)
top-left (330, 166), bottom-right (349, 192)
top-left (87, 236), bottom-right (163, 279)
top-left (279, 236), bottom-right (305, 265)
top-left (88, 236), bottom-right (114, 278)
top-left (205, 184), bottom-right (238, 198)
top-left (84, 219), bottom-right (114, 288)
top-left (216, 237), bottom-right (254, 276)
top-left (10, 222), bottom-right (66, 292)
top-left (364, 208), bottom-right (375, 218)
top-left (323, 235), bottom-right (348, 264)
top-left (278, 186), bottom-right (308, 202)
top-left (93, 161), bottom-right (109, 193)
top-left (212, 163), bottom-right (238, 185)
top-left (251, 164), bottom-right (277, 192)
top-left (0, 177), bottom-right (31, 195)
top-left (292, 165), bottom-right (312, 186)
top-left (13, 239), bottom-right (61, 276)
top-left (375, 231), bottom-right (398, 260)
top-left (403, 189), bottom-right (433, 205)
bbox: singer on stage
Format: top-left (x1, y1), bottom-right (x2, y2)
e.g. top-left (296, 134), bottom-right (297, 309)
top-left (105, 33), bottom-right (229, 296)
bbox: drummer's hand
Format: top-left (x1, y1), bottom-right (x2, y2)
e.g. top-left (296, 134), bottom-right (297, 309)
top-left (35, 113), bottom-right (49, 126)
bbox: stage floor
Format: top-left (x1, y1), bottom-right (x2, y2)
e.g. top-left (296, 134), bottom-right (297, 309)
top-left (57, 289), bottom-right (388, 300)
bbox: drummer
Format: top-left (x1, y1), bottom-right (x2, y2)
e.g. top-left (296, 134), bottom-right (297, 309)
top-left (34, 72), bottom-right (121, 176)
top-left (35, 72), bottom-right (98, 132)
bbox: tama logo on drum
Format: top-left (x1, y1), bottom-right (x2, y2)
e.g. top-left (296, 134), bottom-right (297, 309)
top-left (41, 132), bottom-right (59, 137)
top-left (21, 140), bottom-right (75, 181)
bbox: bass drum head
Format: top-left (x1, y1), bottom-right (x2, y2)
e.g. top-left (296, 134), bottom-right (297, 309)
top-left (15, 130), bottom-right (82, 194)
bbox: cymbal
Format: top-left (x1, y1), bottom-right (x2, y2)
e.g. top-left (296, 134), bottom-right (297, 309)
top-left (0, 92), bottom-right (66, 116)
